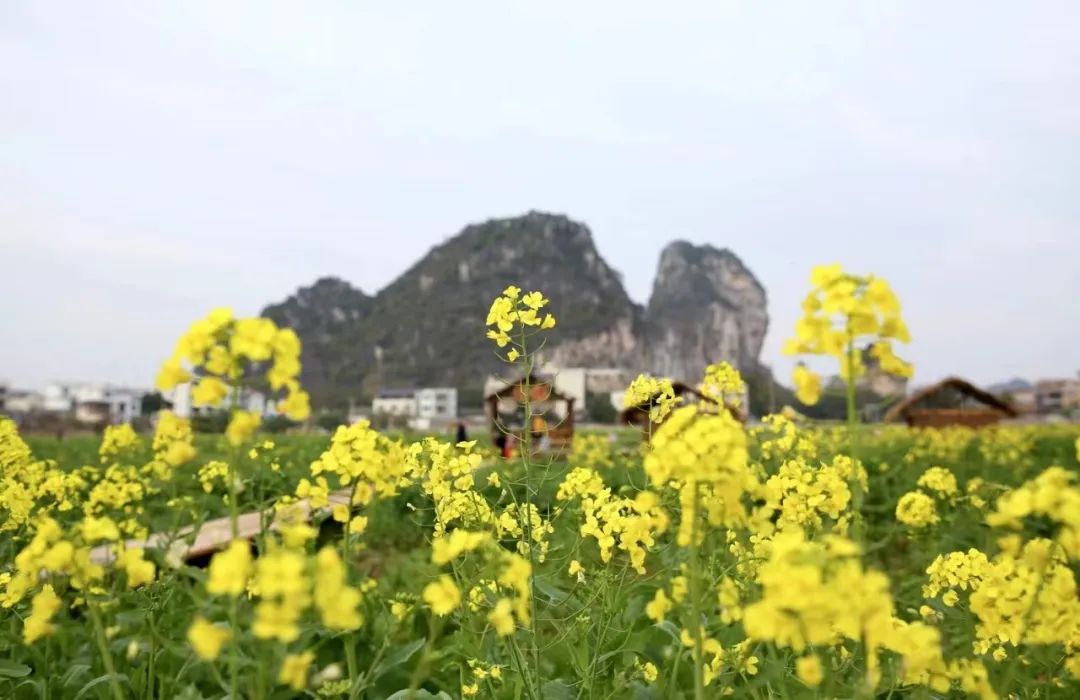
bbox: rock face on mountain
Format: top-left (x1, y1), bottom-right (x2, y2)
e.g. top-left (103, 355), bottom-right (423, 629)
top-left (351, 212), bottom-right (645, 395)
top-left (262, 212), bottom-right (769, 407)
top-left (263, 277), bottom-right (374, 404)
top-left (644, 242), bottom-right (768, 382)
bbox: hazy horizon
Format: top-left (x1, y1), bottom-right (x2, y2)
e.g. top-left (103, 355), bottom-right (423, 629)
top-left (3, 2), bottom-right (1079, 393)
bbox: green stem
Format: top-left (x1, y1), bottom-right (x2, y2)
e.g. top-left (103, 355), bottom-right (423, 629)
top-left (43, 632), bottom-right (51, 700)
top-left (517, 329), bottom-right (542, 694)
top-left (345, 639), bottom-right (359, 700)
top-left (88, 602), bottom-right (125, 700)
top-left (507, 635), bottom-right (539, 700)
top-left (406, 617), bottom-right (441, 697)
top-left (342, 481), bottom-right (360, 578)
top-left (228, 597), bottom-right (239, 700)
top-left (845, 327), bottom-right (865, 541)
top-left (688, 483), bottom-right (705, 700)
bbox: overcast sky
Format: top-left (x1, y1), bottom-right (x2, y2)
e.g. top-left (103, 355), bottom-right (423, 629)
top-left (2, 2), bottom-right (1078, 392)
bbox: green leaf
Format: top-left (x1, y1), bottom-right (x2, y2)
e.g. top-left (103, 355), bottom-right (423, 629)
top-left (655, 620), bottom-right (682, 645)
top-left (373, 639), bottom-right (426, 679)
top-left (541, 679), bottom-right (576, 700)
top-left (173, 685), bottom-right (207, 700)
top-left (532, 575), bottom-right (570, 605)
top-left (74, 674), bottom-right (131, 700)
top-left (14, 678), bottom-right (45, 699)
top-left (60, 664), bottom-right (91, 688)
top-left (384, 690), bottom-right (451, 700)
top-left (0, 660), bottom-right (32, 678)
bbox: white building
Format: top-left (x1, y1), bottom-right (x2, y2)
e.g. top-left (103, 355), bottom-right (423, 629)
top-left (371, 388), bottom-right (419, 417)
top-left (163, 382), bottom-right (274, 419)
top-left (43, 382), bottom-right (77, 413)
top-left (543, 365), bottom-right (587, 414)
top-left (4, 390), bottom-right (43, 415)
top-left (42, 382), bottom-right (144, 424)
top-left (370, 387), bottom-right (458, 430)
top-left (416, 387), bottom-right (458, 420)
top-left (584, 368), bottom-right (633, 394)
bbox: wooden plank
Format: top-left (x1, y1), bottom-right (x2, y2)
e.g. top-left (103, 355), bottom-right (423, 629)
top-left (89, 490), bottom-right (353, 565)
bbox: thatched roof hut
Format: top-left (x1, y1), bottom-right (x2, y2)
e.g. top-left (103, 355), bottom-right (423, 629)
top-left (620, 380), bottom-right (747, 438)
top-left (485, 373), bottom-right (575, 449)
top-left (883, 377), bottom-right (1017, 428)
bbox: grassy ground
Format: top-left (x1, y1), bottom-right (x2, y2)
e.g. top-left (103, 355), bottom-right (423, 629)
top-left (3, 421), bottom-right (1080, 698)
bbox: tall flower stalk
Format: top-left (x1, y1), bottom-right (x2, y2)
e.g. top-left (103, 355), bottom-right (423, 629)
top-left (784, 264), bottom-right (913, 534)
top-left (485, 285), bottom-right (557, 692)
top-left (155, 308), bottom-right (313, 695)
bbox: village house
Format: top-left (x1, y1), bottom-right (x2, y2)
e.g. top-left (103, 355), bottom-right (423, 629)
top-left (40, 381), bottom-right (145, 425)
top-left (3, 389), bottom-right (43, 416)
top-left (1034, 377), bottom-right (1080, 415)
top-left (164, 383), bottom-right (274, 419)
top-left (1007, 387), bottom-right (1037, 414)
top-left (371, 388), bottom-right (420, 417)
top-left (415, 387), bottom-right (458, 421)
top-left (370, 387), bottom-right (459, 429)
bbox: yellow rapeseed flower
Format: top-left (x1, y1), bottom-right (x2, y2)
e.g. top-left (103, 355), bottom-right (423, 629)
top-left (23, 584), bottom-right (62, 644)
top-left (896, 491), bottom-right (940, 528)
top-left (191, 377), bottom-right (229, 407)
top-left (796, 654), bottom-right (824, 687)
top-left (187, 616), bottom-right (230, 661)
top-left (206, 540), bottom-right (252, 597)
top-left (279, 651), bottom-right (315, 691)
top-left (423, 575), bottom-right (461, 616)
top-left (488, 598), bottom-right (515, 636)
top-left (791, 364), bottom-right (821, 406)
top-left (645, 588), bottom-right (672, 622)
top-left (116, 547), bottom-right (155, 588)
top-left (225, 410), bottom-right (261, 446)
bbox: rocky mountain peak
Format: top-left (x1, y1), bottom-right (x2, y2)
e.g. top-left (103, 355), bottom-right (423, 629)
top-left (263, 276), bottom-right (372, 331)
top-left (645, 241), bottom-right (768, 380)
top-left (262, 213), bottom-right (769, 408)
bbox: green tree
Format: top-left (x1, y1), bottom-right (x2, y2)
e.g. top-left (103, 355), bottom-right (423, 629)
top-left (585, 391), bottom-right (616, 424)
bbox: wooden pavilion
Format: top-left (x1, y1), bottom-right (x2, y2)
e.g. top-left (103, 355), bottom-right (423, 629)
top-left (883, 377), bottom-right (1018, 428)
top-left (485, 373), bottom-right (575, 450)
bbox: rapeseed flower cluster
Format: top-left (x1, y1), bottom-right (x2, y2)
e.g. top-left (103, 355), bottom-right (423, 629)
top-left (644, 403), bottom-right (753, 545)
top-left (699, 361), bottom-right (746, 407)
top-left (557, 467), bottom-right (669, 573)
top-left (896, 490), bottom-right (940, 528)
top-left (485, 285), bottom-right (556, 362)
top-left (986, 466), bottom-right (1080, 560)
top-left (761, 454), bottom-right (857, 534)
top-left (623, 374), bottom-right (680, 424)
top-left (155, 307), bottom-right (311, 433)
top-left (896, 465), bottom-right (964, 529)
top-left (783, 264), bottom-right (913, 405)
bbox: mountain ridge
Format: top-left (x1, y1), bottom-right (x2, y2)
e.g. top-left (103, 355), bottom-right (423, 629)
top-left (262, 211), bottom-right (769, 408)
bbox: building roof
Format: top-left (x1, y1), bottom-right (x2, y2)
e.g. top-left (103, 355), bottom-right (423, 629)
top-left (375, 388), bottom-right (417, 399)
top-left (485, 373), bottom-right (572, 403)
top-left (883, 376), bottom-right (1018, 423)
top-left (1034, 378), bottom-right (1080, 391)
